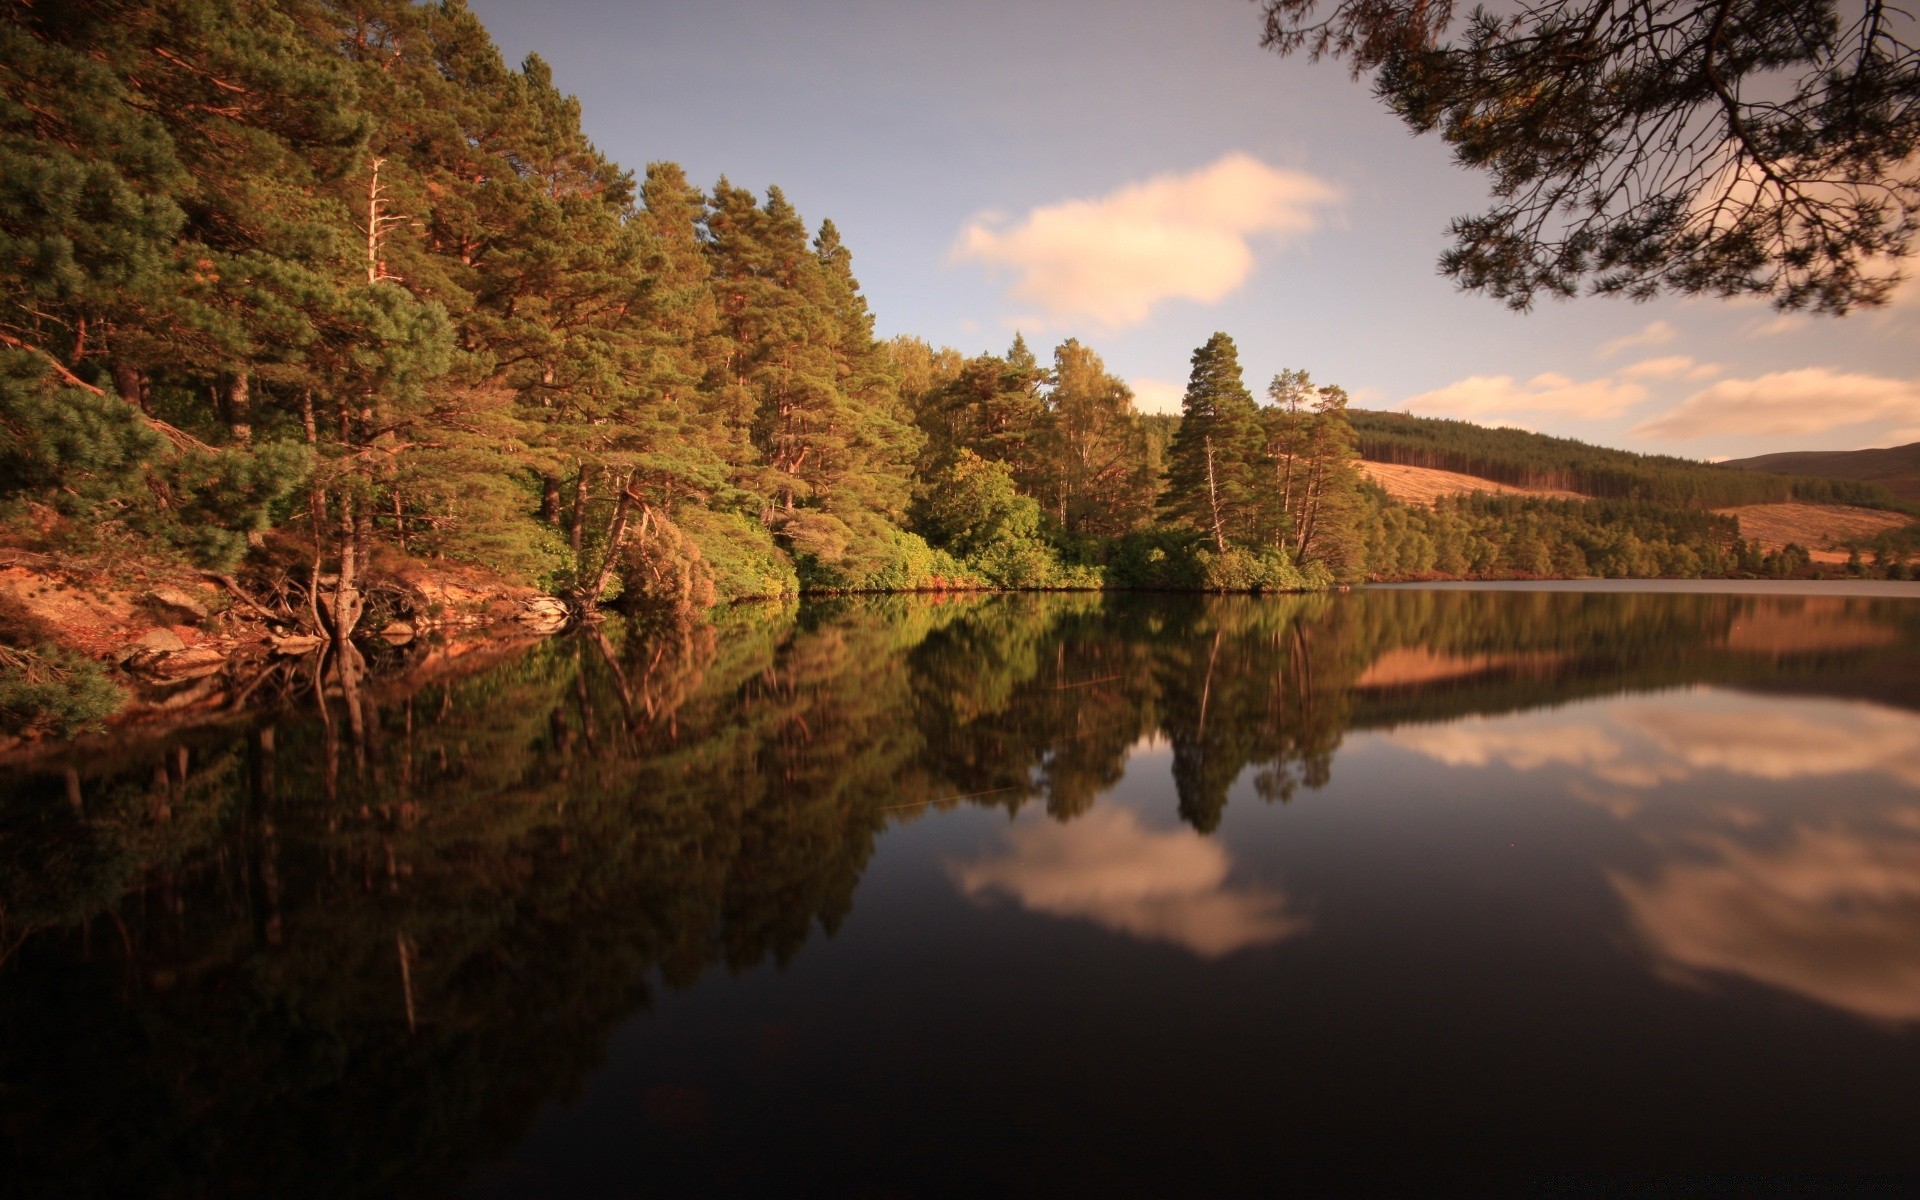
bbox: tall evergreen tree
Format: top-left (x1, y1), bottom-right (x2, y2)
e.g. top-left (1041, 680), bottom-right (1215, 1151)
top-left (1162, 333), bottom-right (1268, 551)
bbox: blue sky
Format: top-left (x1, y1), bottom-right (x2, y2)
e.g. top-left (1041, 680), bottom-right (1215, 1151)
top-left (471, 0), bottom-right (1920, 458)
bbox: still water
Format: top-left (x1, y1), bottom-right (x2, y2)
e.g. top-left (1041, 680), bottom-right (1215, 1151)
top-left (3, 584), bottom-right (1918, 1195)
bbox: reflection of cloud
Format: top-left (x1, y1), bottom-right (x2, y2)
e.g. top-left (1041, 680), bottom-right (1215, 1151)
top-left (1616, 703), bottom-right (1920, 788)
top-left (1391, 692), bottom-right (1920, 791)
top-left (1389, 719), bottom-right (1678, 788)
top-left (1387, 687), bottom-right (1920, 1025)
top-left (955, 807), bottom-right (1306, 957)
top-left (1615, 828), bottom-right (1920, 1023)
top-left (952, 154), bottom-right (1342, 328)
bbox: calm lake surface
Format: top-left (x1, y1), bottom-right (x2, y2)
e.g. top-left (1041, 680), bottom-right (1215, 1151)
top-left (4, 583), bottom-right (1919, 1195)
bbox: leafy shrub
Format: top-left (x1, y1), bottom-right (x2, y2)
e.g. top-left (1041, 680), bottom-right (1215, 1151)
top-left (677, 507), bottom-right (798, 602)
top-left (0, 597), bottom-right (123, 738)
top-left (1, 359), bottom-right (312, 570)
top-left (617, 509), bottom-right (718, 616)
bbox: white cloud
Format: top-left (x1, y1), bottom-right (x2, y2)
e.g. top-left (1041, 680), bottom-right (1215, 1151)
top-left (1130, 378), bottom-right (1185, 416)
top-left (1748, 313), bottom-right (1809, 338)
top-left (1401, 372), bottom-right (1648, 420)
top-left (955, 806), bottom-right (1307, 958)
top-left (1598, 320), bottom-right (1677, 358)
top-left (952, 153), bottom-right (1342, 328)
top-left (1619, 355), bottom-right (1721, 382)
top-left (1876, 426), bottom-right (1920, 447)
top-left (1632, 368), bottom-right (1920, 439)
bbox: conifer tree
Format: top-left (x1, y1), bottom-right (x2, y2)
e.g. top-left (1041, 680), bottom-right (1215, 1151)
top-left (1162, 333), bottom-right (1268, 551)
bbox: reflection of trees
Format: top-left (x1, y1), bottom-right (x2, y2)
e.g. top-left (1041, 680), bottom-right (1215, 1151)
top-left (1, 588), bottom-right (1914, 1195)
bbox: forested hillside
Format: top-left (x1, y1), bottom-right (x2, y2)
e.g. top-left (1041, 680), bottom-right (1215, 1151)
top-left (1724, 443), bottom-right (1920, 504)
top-left (1351, 410), bottom-right (1914, 511)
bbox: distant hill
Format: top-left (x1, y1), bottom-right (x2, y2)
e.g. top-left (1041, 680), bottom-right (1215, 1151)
top-left (1722, 443), bottom-right (1920, 504)
top-left (1351, 410), bottom-right (1915, 512)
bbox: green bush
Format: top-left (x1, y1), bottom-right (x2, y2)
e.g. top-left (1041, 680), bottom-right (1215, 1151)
top-left (0, 642), bottom-right (124, 738)
top-left (677, 507), bottom-right (798, 602)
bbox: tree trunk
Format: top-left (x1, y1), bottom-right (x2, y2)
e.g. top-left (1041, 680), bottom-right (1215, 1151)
top-left (575, 472), bottom-right (640, 613)
top-left (112, 362), bottom-right (147, 412)
top-left (569, 466), bottom-right (590, 559)
top-left (327, 490), bottom-right (364, 642)
top-left (1203, 436), bottom-right (1227, 553)
top-left (540, 474), bottom-right (562, 525)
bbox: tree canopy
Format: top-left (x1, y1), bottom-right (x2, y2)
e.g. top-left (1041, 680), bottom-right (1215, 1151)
top-left (1258, 0), bottom-right (1920, 313)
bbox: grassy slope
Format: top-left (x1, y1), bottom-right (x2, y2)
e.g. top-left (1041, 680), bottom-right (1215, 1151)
top-left (1350, 409), bottom-right (1915, 512)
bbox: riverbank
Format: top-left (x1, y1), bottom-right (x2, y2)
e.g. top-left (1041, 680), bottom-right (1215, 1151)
top-left (0, 552), bottom-right (569, 752)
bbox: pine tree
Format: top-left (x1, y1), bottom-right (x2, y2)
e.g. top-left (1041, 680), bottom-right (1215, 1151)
top-left (1162, 333), bottom-right (1268, 551)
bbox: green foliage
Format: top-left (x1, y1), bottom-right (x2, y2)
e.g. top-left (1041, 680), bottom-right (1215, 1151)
top-left (1162, 333), bottom-right (1268, 549)
top-left (1367, 495), bottom-right (1745, 581)
top-left (677, 506), bottom-right (799, 602)
top-left (0, 598), bottom-right (123, 738)
top-left (152, 439), bottom-right (311, 568)
top-left (1258, 0), bottom-right (1920, 314)
top-left (12, 0), bottom-right (1885, 621)
top-left (0, 643), bottom-right (124, 738)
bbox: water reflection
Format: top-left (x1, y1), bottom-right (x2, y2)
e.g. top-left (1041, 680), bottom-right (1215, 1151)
top-left (0, 586), bottom-right (1916, 1192)
top-left (956, 804), bottom-right (1306, 957)
top-left (1614, 824), bottom-right (1920, 1024)
top-left (1390, 691), bottom-right (1920, 790)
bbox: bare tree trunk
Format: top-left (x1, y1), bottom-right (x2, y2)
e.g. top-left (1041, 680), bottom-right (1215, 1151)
top-left (301, 391), bottom-right (327, 635)
top-left (329, 489), bottom-right (364, 642)
top-left (581, 478), bottom-right (643, 609)
top-left (1296, 461), bottom-right (1325, 560)
top-left (1203, 436), bottom-right (1227, 553)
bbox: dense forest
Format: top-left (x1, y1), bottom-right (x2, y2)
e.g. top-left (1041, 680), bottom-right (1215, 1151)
top-left (3, 0), bottom-right (1917, 745)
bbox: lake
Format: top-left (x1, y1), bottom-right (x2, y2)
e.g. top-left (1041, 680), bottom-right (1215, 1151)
top-left (3, 583), bottom-right (1918, 1195)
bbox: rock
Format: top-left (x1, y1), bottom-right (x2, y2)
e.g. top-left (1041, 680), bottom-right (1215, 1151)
top-left (136, 628), bottom-right (188, 654)
top-left (380, 622), bottom-right (415, 643)
top-left (271, 634), bottom-right (323, 656)
top-left (518, 596), bottom-right (570, 632)
top-left (153, 645), bottom-right (228, 680)
top-left (145, 586), bottom-right (209, 624)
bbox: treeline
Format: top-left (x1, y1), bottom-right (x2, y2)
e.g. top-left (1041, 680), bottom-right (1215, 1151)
top-left (2, 0), bottom-right (1909, 664)
top-left (1351, 410), bottom-right (1915, 512)
top-left (896, 332), bottom-right (1372, 591)
top-left (0, 0), bottom-right (1367, 626)
top-left (0, 0), bottom-right (961, 636)
top-left (1370, 495), bottom-right (1809, 580)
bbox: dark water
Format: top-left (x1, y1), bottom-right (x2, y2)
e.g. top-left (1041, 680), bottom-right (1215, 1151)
top-left (3, 585), bottom-right (1919, 1196)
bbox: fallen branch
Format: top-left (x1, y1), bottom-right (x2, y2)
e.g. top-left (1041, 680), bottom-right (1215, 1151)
top-left (201, 571), bottom-right (294, 626)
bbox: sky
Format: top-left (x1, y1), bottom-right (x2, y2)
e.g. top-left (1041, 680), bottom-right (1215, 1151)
top-left (469, 0), bottom-right (1920, 459)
